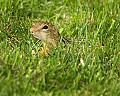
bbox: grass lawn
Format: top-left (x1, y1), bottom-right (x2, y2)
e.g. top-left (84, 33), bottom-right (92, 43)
top-left (0, 0), bottom-right (120, 96)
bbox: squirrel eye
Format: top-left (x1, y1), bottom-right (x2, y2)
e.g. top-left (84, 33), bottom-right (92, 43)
top-left (42, 25), bottom-right (48, 29)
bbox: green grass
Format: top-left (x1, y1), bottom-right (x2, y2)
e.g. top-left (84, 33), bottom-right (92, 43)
top-left (0, 0), bottom-right (120, 96)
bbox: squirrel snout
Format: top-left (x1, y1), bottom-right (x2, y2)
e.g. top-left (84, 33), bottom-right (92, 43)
top-left (30, 28), bottom-right (33, 32)
top-left (30, 28), bottom-right (34, 34)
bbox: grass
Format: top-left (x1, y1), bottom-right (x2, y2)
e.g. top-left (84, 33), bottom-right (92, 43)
top-left (0, 0), bottom-right (120, 95)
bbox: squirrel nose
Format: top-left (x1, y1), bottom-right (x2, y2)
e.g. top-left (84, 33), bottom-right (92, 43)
top-left (30, 28), bottom-right (33, 32)
top-left (30, 28), bottom-right (34, 34)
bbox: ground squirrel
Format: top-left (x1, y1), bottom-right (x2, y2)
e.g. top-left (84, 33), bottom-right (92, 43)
top-left (30, 22), bottom-right (69, 55)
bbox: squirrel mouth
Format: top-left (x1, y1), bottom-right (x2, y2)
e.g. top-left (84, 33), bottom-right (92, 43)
top-left (30, 31), bottom-right (40, 39)
top-left (32, 34), bottom-right (41, 39)
top-left (31, 32), bottom-right (48, 41)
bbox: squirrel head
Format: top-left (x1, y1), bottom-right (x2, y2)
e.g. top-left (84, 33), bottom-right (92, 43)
top-left (30, 22), bottom-right (60, 46)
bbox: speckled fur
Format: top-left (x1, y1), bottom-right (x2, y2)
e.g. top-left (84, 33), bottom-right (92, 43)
top-left (30, 22), bottom-right (60, 47)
